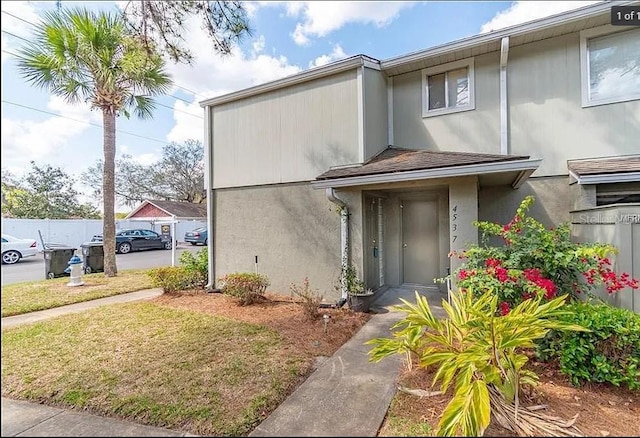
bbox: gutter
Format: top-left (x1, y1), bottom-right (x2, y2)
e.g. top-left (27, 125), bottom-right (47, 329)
top-left (570, 171), bottom-right (640, 185)
top-left (325, 188), bottom-right (349, 300)
top-left (380, 1), bottom-right (629, 71)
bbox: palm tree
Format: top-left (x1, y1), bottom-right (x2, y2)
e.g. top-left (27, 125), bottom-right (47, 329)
top-left (16, 7), bottom-right (172, 276)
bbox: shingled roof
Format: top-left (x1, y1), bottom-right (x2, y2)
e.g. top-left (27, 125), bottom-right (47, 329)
top-left (316, 147), bottom-right (531, 180)
top-left (568, 156), bottom-right (640, 176)
top-left (125, 199), bottom-right (206, 220)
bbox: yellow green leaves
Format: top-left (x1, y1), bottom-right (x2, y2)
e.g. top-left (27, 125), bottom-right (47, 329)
top-left (367, 287), bottom-right (587, 436)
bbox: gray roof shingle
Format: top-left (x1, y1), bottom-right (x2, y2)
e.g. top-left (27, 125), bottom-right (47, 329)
top-left (568, 156), bottom-right (640, 176)
top-left (316, 146), bottom-right (531, 180)
top-left (145, 200), bottom-right (207, 218)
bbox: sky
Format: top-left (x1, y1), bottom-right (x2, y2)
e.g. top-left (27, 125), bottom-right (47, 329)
top-left (0, 0), bottom-right (601, 211)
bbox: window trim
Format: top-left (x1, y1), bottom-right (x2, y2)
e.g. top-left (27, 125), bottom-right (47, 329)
top-left (421, 58), bottom-right (475, 118)
top-left (580, 25), bottom-right (640, 108)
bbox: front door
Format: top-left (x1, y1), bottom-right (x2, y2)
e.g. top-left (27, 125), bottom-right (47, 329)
top-left (401, 199), bottom-right (439, 286)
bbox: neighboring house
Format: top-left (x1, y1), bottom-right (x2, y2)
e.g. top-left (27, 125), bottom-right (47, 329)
top-left (125, 199), bottom-right (207, 240)
top-left (200, 1), bottom-right (640, 311)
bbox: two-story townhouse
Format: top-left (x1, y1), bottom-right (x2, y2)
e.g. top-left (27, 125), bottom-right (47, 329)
top-left (200, 1), bottom-right (640, 311)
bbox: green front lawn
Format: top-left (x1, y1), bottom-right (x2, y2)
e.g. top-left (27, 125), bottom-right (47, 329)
top-left (1, 302), bottom-right (308, 436)
top-left (1, 270), bottom-right (154, 317)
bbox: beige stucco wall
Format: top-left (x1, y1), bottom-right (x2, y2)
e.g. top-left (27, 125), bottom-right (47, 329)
top-left (363, 67), bottom-right (389, 161)
top-left (391, 52), bottom-right (501, 153)
top-left (448, 177), bottom-right (479, 287)
top-left (478, 176), bottom-right (573, 229)
top-left (509, 31), bottom-right (640, 176)
top-left (388, 29), bottom-right (639, 176)
top-left (211, 70), bottom-right (359, 189)
top-left (213, 182), bottom-right (363, 301)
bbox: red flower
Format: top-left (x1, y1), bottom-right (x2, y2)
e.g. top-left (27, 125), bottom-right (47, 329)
top-left (499, 301), bottom-right (510, 316)
top-left (485, 258), bottom-right (502, 268)
top-left (495, 267), bottom-right (509, 283)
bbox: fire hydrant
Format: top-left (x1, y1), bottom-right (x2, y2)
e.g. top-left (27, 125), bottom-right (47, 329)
top-left (65, 254), bottom-right (85, 287)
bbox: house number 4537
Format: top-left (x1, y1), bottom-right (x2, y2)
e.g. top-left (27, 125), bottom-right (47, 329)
top-left (451, 205), bottom-right (458, 242)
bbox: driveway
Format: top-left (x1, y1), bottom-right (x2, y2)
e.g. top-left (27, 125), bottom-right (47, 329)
top-left (0, 244), bottom-right (204, 286)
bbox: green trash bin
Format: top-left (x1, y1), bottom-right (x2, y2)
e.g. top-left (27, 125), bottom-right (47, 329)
top-left (81, 242), bottom-right (104, 274)
top-left (44, 247), bottom-right (76, 279)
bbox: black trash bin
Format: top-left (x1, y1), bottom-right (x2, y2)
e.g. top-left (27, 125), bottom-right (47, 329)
top-left (81, 242), bottom-right (104, 274)
top-left (44, 247), bottom-right (76, 279)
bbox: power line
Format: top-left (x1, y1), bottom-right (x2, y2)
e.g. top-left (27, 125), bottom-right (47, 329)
top-left (1, 30), bottom-right (30, 43)
top-left (2, 99), bottom-right (170, 145)
top-left (0, 10), bottom-right (36, 26)
top-left (2, 47), bottom-right (202, 113)
top-left (155, 101), bottom-right (203, 119)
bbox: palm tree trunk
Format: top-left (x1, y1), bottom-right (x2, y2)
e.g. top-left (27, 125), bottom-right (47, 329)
top-left (103, 109), bottom-right (118, 277)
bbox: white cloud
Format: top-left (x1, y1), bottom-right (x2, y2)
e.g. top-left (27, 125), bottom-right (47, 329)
top-left (131, 152), bottom-right (160, 166)
top-left (166, 99), bottom-right (204, 144)
top-left (285, 1), bottom-right (414, 46)
top-left (162, 17), bottom-right (302, 143)
top-left (1, 96), bottom-right (101, 177)
top-left (480, 1), bottom-right (601, 33)
top-left (309, 44), bottom-right (348, 68)
top-left (0, 1), bottom-right (41, 62)
top-left (252, 34), bottom-right (266, 55)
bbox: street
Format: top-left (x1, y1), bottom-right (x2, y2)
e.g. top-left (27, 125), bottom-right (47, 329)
top-left (0, 244), bottom-right (205, 286)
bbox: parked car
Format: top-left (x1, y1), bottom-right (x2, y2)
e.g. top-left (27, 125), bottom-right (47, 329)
top-left (91, 229), bottom-right (172, 254)
top-left (1, 234), bottom-right (38, 264)
top-left (184, 227), bottom-right (208, 245)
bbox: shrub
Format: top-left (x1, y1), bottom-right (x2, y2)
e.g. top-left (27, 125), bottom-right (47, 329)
top-left (449, 195), bottom-right (638, 310)
top-left (536, 300), bottom-right (640, 390)
top-left (290, 277), bottom-right (323, 320)
top-left (148, 266), bottom-right (195, 293)
top-left (367, 287), bottom-right (585, 437)
top-left (218, 272), bottom-right (270, 306)
top-left (179, 248), bottom-right (208, 288)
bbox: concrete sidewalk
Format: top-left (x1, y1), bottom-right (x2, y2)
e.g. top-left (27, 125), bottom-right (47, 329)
top-left (1, 286), bottom-right (448, 437)
top-left (249, 287), bottom-right (447, 437)
top-left (1, 289), bottom-right (164, 329)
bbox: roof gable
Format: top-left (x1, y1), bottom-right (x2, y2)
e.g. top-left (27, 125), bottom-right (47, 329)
top-left (126, 200), bottom-right (207, 219)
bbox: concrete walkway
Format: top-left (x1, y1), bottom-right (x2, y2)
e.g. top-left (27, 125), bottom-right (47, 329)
top-left (1, 289), bottom-right (164, 329)
top-left (1, 286), bottom-right (448, 437)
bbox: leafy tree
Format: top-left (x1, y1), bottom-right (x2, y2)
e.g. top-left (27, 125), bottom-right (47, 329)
top-left (121, 1), bottom-right (252, 64)
top-left (16, 7), bottom-right (172, 277)
top-left (81, 140), bottom-right (205, 207)
top-left (1, 162), bottom-right (100, 219)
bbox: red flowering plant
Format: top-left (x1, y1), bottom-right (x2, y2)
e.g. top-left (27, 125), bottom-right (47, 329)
top-left (449, 196), bottom-right (638, 314)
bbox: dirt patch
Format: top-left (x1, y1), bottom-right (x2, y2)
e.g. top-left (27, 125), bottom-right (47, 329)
top-left (153, 291), bottom-right (371, 359)
top-left (379, 357), bottom-right (640, 437)
top-left (152, 291), bottom-right (639, 437)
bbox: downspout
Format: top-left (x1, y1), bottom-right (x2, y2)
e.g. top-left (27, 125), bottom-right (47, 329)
top-left (325, 188), bottom-right (349, 301)
top-left (204, 104), bottom-right (217, 291)
top-left (500, 36), bottom-right (510, 155)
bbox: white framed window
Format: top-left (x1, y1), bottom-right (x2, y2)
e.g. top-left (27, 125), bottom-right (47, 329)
top-left (580, 25), bottom-right (640, 107)
top-left (422, 58), bottom-right (475, 117)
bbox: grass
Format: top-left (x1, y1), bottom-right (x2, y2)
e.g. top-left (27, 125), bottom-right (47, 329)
top-left (1, 301), bottom-right (309, 436)
top-left (1, 270), bottom-right (154, 317)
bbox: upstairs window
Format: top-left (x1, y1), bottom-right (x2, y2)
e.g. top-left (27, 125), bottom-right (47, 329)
top-left (422, 58), bottom-right (475, 117)
top-left (580, 26), bottom-right (640, 107)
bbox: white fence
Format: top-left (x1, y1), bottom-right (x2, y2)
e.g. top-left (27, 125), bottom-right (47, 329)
top-left (1, 218), bottom-right (207, 251)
